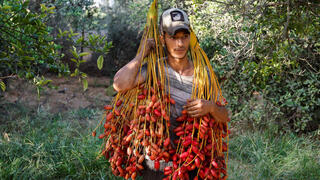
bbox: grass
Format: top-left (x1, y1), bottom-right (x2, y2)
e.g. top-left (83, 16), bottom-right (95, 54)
top-left (0, 102), bottom-right (119, 180)
top-left (0, 102), bottom-right (319, 179)
top-left (228, 130), bottom-right (320, 180)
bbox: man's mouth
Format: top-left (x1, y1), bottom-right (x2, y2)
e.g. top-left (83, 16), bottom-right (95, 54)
top-left (175, 49), bottom-right (186, 52)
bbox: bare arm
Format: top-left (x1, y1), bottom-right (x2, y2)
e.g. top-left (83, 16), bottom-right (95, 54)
top-left (113, 38), bottom-right (155, 92)
top-left (113, 53), bottom-right (146, 92)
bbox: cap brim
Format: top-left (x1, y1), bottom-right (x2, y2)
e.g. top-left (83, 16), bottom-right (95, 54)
top-left (168, 25), bottom-right (190, 36)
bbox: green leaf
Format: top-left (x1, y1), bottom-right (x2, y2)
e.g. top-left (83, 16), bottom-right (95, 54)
top-left (284, 99), bottom-right (294, 107)
top-left (40, 4), bottom-right (47, 12)
top-left (69, 27), bottom-right (74, 35)
top-left (74, 68), bottom-right (79, 76)
top-left (62, 31), bottom-right (68, 36)
top-left (76, 37), bottom-right (84, 44)
top-left (23, 56), bottom-right (35, 61)
top-left (82, 78), bottom-right (88, 91)
top-left (0, 80), bottom-right (6, 91)
top-left (3, 5), bottom-right (12, 10)
top-left (97, 55), bottom-right (104, 70)
top-left (79, 52), bottom-right (90, 57)
top-left (81, 72), bottom-right (87, 78)
top-left (71, 33), bottom-right (79, 36)
top-left (26, 72), bottom-right (34, 79)
top-left (70, 46), bottom-right (79, 59)
top-left (71, 58), bottom-right (78, 63)
top-left (42, 80), bottom-right (52, 86)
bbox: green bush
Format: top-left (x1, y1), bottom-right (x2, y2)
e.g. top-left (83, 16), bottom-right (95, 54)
top-left (185, 0), bottom-right (320, 133)
top-left (0, 0), bottom-right (68, 85)
top-left (0, 0), bottom-right (112, 94)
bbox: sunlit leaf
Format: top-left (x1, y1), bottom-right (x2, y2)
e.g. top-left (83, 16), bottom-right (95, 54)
top-left (42, 80), bottom-right (52, 86)
top-left (3, 5), bottom-right (12, 10)
top-left (97, 55), bottom-right (104, 70)
top-left (71, 58), bottom-right (78, 63)
top-left (0, 80), bottom-right (6, 91)
top-left (81, 72), bottom-right (87, 78)
top-left (70, 46), bottom-right (79, 59)
top-left (23, 56), bottom-right (35, 61)
top-left (82, 78), bottom-right (88, 91)
top-left (69, 27), bottom-right (73, 34)
top-left (74, 68), bottom-right (79, 76)
top-left (40, 4), bottom-right (47, 12)
top-left (79, 52), bottom-right (90, 57)
top-left (76, 37), bottom-right (84, 44)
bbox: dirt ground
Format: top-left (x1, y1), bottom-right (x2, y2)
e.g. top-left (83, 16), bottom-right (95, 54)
top-left (2, 75), bottom-right (115, 113)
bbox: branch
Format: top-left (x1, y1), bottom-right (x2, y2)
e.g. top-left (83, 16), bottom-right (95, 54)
top-left (0, 74), bottom-right (18, 79)
top-left (299, 58), bottom-right (320, 74)
top-left (283, 0), bottom-right (290, 40)
top-left (210, 0), bottom-right (233, 6)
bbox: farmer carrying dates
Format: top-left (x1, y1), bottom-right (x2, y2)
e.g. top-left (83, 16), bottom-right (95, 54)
top-left (113, 8), bottom-right (229, 180)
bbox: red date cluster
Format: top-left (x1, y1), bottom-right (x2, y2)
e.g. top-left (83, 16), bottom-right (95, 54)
top-left (93, 83), bottom-right (177, 179)
top-left (162, 108), bottom-right (229, 180)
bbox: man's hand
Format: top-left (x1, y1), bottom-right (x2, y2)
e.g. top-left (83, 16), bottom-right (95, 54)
top-left (184, 98), bottom-right (230, 123)
top-left (139, 38), bottom-right (155, 59)
top-left (184, 99), bottom-right (213, 118)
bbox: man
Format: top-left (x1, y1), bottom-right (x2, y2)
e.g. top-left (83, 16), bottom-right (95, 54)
top-left (113, 8), bottom-right (229, 179)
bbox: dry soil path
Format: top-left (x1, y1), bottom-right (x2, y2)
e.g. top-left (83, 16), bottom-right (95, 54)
top-left (2, 75), bottom-right (115, 113)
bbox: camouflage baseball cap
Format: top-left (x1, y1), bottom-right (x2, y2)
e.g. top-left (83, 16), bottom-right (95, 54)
top-left (160, 8), bottom-right (190, 36)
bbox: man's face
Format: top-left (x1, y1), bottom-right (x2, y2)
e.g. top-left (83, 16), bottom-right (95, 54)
top-left (163, 30), bottom-right (190, 59)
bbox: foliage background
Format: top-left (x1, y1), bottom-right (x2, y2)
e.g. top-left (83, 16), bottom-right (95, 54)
top-left (87, 0), bottom-right (320, 134)
top-left (184, 0), bottom-right (320, 134)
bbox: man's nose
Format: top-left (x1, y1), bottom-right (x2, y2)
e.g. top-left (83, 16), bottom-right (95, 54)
top-left (177, 38), bottom-right (183, 47)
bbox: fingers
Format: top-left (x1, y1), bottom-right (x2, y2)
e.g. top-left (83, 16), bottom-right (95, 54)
top-left (184, 99), bottom-right (211, 118)
top-left (183, 99), bottom-right (199, 115)
top-left (141, 36), bottom-right (154, 46)
top-left (140, 38), bottom-right (155, 58)
top-left (144, 39), bottom-right (155, 52)
top-left (184, 101), bottom-right (201, 117)
top-left (187, 109), bottom-right (202, 118)
top-left (184, 99), bottom-right (198, 108)
top-left (184, 104), bottom-right (198, 112)
top-left (146, 38), bottom-right (155, 48)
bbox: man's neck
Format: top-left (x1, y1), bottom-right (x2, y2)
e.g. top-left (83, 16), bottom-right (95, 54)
top-left (167, 55), bottom-right (193, 76)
